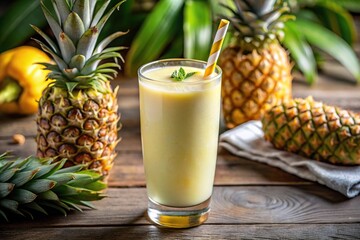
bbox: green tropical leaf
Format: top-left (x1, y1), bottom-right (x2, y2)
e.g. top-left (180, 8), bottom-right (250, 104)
top-left (309, 1), bottom-right (356, 46)
top-left (0, 0), bottom-right (46, 52)
top-left (336, 0), bottom-right (360, 12)
top-left (184, 0), bottom-right (212, 60)
top-left (160, 35), bottom-right (183, 59)
top-left (284, 21), bottom-right (317, 84)
top-left (296, 18), bottom-right (360, 83)
top-left (125, 0), bottom-right (185, 76)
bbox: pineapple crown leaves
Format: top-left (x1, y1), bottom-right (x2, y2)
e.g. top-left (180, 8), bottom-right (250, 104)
top-left (31, 0), bottom-right (128, 93)
top-left (0, 152), bottom-right (107, 222)
top-left (220, 0), bottom-right (294, 47)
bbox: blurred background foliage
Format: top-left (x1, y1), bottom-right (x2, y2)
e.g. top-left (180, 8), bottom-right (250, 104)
top-left (0, 0), bottom-right (359, 83)
top-left (284, 0), bottom-right (360, 84)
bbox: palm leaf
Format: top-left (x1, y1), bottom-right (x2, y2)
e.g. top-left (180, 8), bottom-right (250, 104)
top-left (125, 0), bottom-right (185, 76)
top-left (332, 0), bottom-right (360, 12)
top-left (184, 0), bottom-right (212, 60)
top-left (296, 18), bottom-right (360, 83)
top-left (309, 1), bottom-right (356, 46)
top-left (160, 34), bottom-right (184, 59)
top-left (284, 21), bottom-right (317, 84)
top-left (0, 0), bottom-right (46, 52)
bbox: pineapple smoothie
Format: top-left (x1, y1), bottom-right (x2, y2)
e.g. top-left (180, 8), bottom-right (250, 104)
top-left (139, 60), bottom-right (221, 207)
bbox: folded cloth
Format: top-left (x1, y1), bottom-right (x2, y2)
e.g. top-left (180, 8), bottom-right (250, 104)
top-left (219, 120), bottom-right (360, 198)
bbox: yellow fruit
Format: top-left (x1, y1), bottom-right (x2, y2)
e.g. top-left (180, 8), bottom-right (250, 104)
top-left (262, 97), bottom-right (360, 165)
top-left (219, 0), bottom-right (293, 128)
top-left (0, 46), bottom-right (51, 115)
top-left (34, 1), bottom-right (126, 177)
top-left (220, 42), bottom-right (292, 128)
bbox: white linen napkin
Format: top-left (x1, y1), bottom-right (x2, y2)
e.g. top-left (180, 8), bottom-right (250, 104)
top-left (219, 120), bottom-right (360, 198)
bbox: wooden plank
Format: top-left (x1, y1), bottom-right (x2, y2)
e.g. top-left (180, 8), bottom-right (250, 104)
top-left (1, 224), bottom-right (359, 240)
top-left (108, 150), bottom-right (309, 187)
top-left (0, 140), bottom-right (308, 187)
top-left (1, 186), bottom-right (359, 227)
top-left (0, 136), bottom-right (37, 157)
top-left (0, 114), bottom-right (37, 137)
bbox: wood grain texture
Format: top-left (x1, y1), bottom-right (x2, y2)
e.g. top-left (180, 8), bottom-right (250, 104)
top-left (0, 140), bottom-right (309, 187)
top-left (1, 59), bottom-right (360, 239)
top-left (1, 224), bottom-right (360, 240)
top-left (108, 150), bottom-right (309, 187)
top-left (2, 186), bottom-right (359, 228)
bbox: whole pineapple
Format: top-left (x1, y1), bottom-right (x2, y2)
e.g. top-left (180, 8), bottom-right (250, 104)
top-left (0, 153), bottom-right (106, 221)
top-left (219, 0), bottom-right (293, 128)
top-left (34, 0), bottom-right (127, 177)
top-left (262, 97), bottom-right (360, 165)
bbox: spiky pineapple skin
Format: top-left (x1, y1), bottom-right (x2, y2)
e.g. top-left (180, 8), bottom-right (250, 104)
top-left (219, 42), bottom-right (292, 129)
top-left (36, 82), bottom-right (119, 176)
top-left (262, 97), bottom-right (360, 165)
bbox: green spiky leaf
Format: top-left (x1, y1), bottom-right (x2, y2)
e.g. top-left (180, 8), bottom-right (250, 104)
top-left (94, 31), bottom-right (129, 54)
top-left (53, 0), bottom-right (71, 26)
top-left (59, 32), bottom-right (76, 63)
top-left (91, 0), bottom-right (111, 27)
top-left (0, 199), bottom-right (21, 215)
top-left (31, 24), bottom-right (60, 54)
top-left (95, 0), bottom-right (126, 33)
top-left (73, 0), bottom-right (91, 29)
top-left (33, 0), bottom-right (127, 91)
top-left (10, 189), bottom-right (37, 204)
top-left (24, 202), bottom-right (48, 216)
top-left (41, 1), bottom-right (62, 42)
top-left (10, 170), bottom-right (39, 187)
top-left (0, 183), bottom-right (14, 198)
top-left (23, 179), bottom-right (56, 194)
top-left (0, 168), bottom-right (18, 182)
top-left (64, 12), bottom-right (85, 45)
top-left (0, 153), bottom-right (107, 222)
top-left (76, 27), bottom-right (99, 60)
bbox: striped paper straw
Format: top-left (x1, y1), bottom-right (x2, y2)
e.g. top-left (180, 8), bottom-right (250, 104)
top-left (204, 19), bottom-right (229, 78)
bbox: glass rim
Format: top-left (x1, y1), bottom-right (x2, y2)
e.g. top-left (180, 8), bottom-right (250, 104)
top-left (138, 58), bottom-right (222, 85)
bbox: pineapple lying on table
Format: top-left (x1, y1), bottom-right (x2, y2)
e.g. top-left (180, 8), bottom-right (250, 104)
top-left (34, 0), bottom-right (127, 177)
top-left (0, 153), bottom-right (106, 221)
top-left (219, 0), bottom-right (293, 129)
top-left (262, 97), bottom-right (360, 165)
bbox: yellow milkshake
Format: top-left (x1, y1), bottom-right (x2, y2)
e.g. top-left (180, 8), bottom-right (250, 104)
top-left (139, 61), bottom-right (221, 207)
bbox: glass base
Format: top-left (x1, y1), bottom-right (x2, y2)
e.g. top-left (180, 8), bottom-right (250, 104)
top-left (147, 197), bottom-right (211, 228)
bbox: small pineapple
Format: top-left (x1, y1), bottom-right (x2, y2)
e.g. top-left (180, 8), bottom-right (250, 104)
top-left (262, 97), bottom-right (360, 165)
top-left (0, 152), bottom-right (106, 221)
top-left (219, 0), bottom-right (293, 128)
top-left (33, 0), bottom-right (127, 177)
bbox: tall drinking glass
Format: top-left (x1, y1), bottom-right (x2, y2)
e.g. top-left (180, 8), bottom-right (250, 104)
top-left (138, 59), bottom-right (222, 228)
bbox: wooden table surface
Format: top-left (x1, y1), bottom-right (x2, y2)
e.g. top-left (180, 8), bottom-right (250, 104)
top-left (1, 60), bottom-right (360, 239)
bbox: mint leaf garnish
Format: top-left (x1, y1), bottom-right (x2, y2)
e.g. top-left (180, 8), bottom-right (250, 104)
top-left (185, 72), bottom-right (196, 79)
top-left (171, 67), bottom-right (197, 81)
